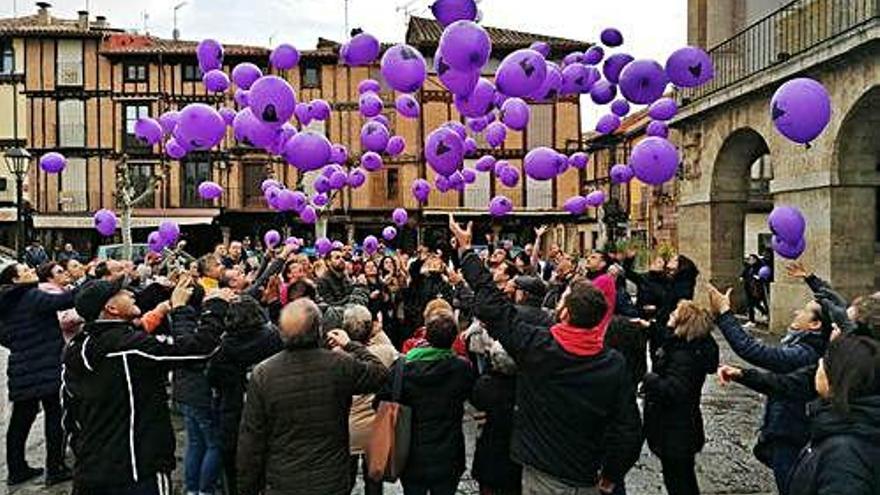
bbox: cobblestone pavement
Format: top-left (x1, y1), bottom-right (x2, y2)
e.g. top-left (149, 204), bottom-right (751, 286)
top-left (1, 325), bottom-right (779, 495)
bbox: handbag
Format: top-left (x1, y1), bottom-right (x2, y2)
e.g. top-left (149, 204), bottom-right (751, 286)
top-left (366, 357), bottom-right (411, 482)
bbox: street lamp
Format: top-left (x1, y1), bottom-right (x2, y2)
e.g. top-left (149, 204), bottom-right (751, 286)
top-left (4, 147), bottom-right (31, 259)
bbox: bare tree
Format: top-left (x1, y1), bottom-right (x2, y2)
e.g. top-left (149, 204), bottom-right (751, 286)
top-left (115, 154), bottom-right (166, 260)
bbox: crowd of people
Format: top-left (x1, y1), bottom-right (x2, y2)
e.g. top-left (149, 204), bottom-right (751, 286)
top-left (0, 219), bottom-right (877, 495)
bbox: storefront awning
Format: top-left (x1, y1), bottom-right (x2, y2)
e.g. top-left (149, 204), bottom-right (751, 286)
top-left (33, 210), bottom-right (220, 229)
top-left (0, 207), bottom-right (18, 222)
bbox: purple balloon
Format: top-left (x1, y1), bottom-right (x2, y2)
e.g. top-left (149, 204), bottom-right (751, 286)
top-left (768, 205), bottom-right (806, 243)
top-left (361, 121), bottom-right (390, 153)
top-left (619, 59), bottom-right (668, 105)
top-left (312, 193), bottom-right (329, 207)
top-left (596, 114), bottom-right (621, 134)
top-left (332, 240), bottom-right (344, 251)
top-left (590, 79), bottom-right (617, 105)
top-left (610, 164), bottom-right (635, 184)
top-left (147, 231), bottom-right (165, 253)
top-left (475, 155), bottom-right (496, 172)
top-left (448, 171), bottom-right (466, 192)
top-left (359, 91), bottom-right (383, 118)
top-left (439, 21), bottom-right (491, 72)
top-left (196, 39), bottom-right (223, 73)
top-left (600, 28), bottom-right (624, 47)
top-left (489, 195), bottom-right (513, 217)
top-left (94, 209), bottom-right (118, 236)
top-left (463, 137), bottom-right (477, 157)
top-left (431, 0), bottom-right (478, 26)
top-left (322, 164), bottom-right (343, 178)
top-left (231, 63), bottom-right (262, 90)
top-left (561, 63), bottom-right (590, 96)
top-left (486, 122), bottom-right (507, 148)
top-left (328, 170), bottom-right (348, 190)
top-left (426, 127), bottom-right (465, 177)
top-left (165, 138), bottom-right (187, 159)
top-left (666, 46), bottom-right (714, 88)
top-left (358, 79), bottom-right (382, 95)
top-left (265, 186), bottom-right (283, 209)
top-left (499, 165), bottom-right (520, 187)
top-left (264, 230), bottom-right (281, 249)
top-left (461, 168), bottom-right (477, 184)
top-left (583, 46), bottom-right (605, 65)
top-left (381, 44), bottom-right (427, 93)
top-left (282, 131), bottom-right (331, 171)
top-left (300, 205), bottom-right (317, 224)
top-left (530, 41), bottom-right (551, 58)
top-left (758, 266), bottom-right (772, 281)
top-left (569, 152), bottom-right (589, 170)
top-left (285, 237), bottom-right (301, 250)
top-left (342, 32), bottom-right (380, 66)
top-left (564, 196), bottom-right (588, 215)
top-left (234, 89), bottom-right (249, 108)
top-left (411, 178), bottom-right (431, 203)
top-left (648, 97), bottom-right (678, 121)
top-left (524, 147), bottom-right (567, 181)
top-left (294, 102), bottom-right (312, 127)
top-left (198, 181), bottom-right (223, 200)
top-left (158, 221), bottom-right (180, 244)
top-left (348, 168), bottom-right (367, 189)
top-left (313, 175), bottom-right (331, 194)
top-left (158, 111), bottom-right (179, 135)
top-left (646, 120), bottom-right (669, 138)
top-left (219, 107), bottom-right (236, 126)
top-left (467, 117), bottom-right (488, 133)
top-left (529, 61), bottom-right (563, 102)
top-left (630, 137), bottom-right (679, 185)
top-left (249, 76), bottom-right (297, 126)
top-left (382, 226), bottom-right (398, 241)
top-left (330, 144), bottom-right (349, 165)
top-left (176, 103), bottom-right (226, 150)
top-left (392, 208), bottom-right (409, 226)
top-left (771, 78), bottom-right (831, 145)
top-left (435, 175), bottom-right (451, 193)
top-left (500, 97), bottom-right (530, 131)
top-left (454, 78), bottom-right (496, 118)
top-left (310, 99), bottom-right (331, 121)
top-left (396, 94), bottom-right (421, 119)
top-left (386, 135), bottom-right (406, 156)
top-left (370, 114), bottom-right (391, 129)
top-left (435, 54), bottom-right (480, 97)
top-left (361, 152), bottom-right (384, 172)
top-left (233, 108), bottom-right (277, 148)
top-left (494, 160), bottom-right (510, 176)
top-left (496, 49), bottom-right (547, 98)
top-left (585, 190), bottom-right (607, 207)
top-left (610, 99), bottom-right (631, 118)
top-left (772, 235), bottom-right (807, 260)
top-left (315, 237), bottom-right (332, 256)
top-left (443, 121), bottom-right (468, 140)
top-left (135, 117), bottom-right (163, 146)
top-left (270, 43), bottom-right (300, 70)
top-left (563, 52), bottom-right (584, 67)
top-left (363, 235), bottom-right (379, 254)
top-left (290, 191), bottom-right (308, 213)
top-left (603, 53), bottom-right (634, 84)
top-left (203, 69), bottom-right (230, 93)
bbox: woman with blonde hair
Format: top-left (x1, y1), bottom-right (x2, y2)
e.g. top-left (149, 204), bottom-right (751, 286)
top-left (643, 300), bottom-right (720, 495)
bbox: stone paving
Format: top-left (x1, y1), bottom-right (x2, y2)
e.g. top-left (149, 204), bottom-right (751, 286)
top-left (1, 325), bottom-right (779, 495)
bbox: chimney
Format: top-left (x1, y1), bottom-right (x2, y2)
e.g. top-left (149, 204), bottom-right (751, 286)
top-left (35, 2), bottom-right (51, 24)
top-left (77, 10), bottom-right (89, 30)
top-left (94, 15), bottom-right (107, 28)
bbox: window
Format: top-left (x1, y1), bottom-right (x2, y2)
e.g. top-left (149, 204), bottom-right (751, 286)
top-left (386, 168), bottom-right (399, 201)
top-left (181, 159), bottom-right (212, 207)
top-left (128, 163), bottom-right (154, 200)
top-left (243, 163), bottom-right (267, 207)
top-left (463, 159), bottom-right (490, 208)
top-left (0, 178), bottom-right (6, 192)
top-left (123, 103), bottom-right (151, 152)
top-left (301, 64), bottom-right (320, 88)
top-left (57, 39), bottom-right (83, 86)
top-left (58, 100), bottom-right (85, 147)
top-left (124, 62), bottom-right (148, 82)
top-left (60, 158), bottom-right (87, 211)
top-left (526, 104), bottom-right (553, 208)
top-left (182, 63), bottom-right (202, 82)
top-left (1, 38), bottom-right (14, 75)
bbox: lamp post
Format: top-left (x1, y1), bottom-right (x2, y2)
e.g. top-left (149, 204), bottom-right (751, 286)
top-left (4, 147), bottom-right (31, 260)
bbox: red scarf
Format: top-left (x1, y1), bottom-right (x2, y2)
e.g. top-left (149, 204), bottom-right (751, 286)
top-left (550, 274), bottom-right (617, 357)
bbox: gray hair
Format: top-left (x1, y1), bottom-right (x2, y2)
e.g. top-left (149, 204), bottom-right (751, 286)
top-left (280, 298), bottom-right (324, 348)
top-left (342, 304), bottom-right (373, 343)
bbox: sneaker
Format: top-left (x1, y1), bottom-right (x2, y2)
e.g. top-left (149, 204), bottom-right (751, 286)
top-left (7, 466), bottom-right (44, 486)
top-left (45, 465), bottom-right (73, 486)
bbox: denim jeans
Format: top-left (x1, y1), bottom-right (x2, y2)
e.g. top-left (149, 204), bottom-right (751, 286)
top-left (770, 443), bottom-right (800, 495)
top-left (180, 404), bottom-right (222, 495)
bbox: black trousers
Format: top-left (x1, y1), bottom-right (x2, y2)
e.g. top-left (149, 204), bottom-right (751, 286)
top-left (6, 393), bottom-right (65, 477)
top-left (660, 455), bottom-right (700, 495)
top-left (402, 478), bottom-right (460, 495)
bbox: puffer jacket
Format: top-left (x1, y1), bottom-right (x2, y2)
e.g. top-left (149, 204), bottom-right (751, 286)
top-left (0, 283), bottom-right (75, 401)
top-left (236, 341), bottom-right (388, 495)
top-left (787, 395), bottom-right (880, 495)
top-left (643, 335), bottom-right (720, 458)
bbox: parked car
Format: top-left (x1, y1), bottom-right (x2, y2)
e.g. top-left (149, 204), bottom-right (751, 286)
top-left (96, 243), bottom-right (150, 261)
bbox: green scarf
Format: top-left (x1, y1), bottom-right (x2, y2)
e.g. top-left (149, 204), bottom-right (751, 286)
top-left (405, 347), bottom-right (455, 362)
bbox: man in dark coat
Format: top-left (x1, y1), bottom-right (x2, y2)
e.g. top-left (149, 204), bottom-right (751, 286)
top-left (0, 262), bottom-right (76, 486)
top-left (451, 218), bottom-right (642, 494)
top-left (236, 298), bottom-right (388, 495)
top-left (317, 248), bottom-right (354, 307)
top-left (512, 275), bottom-right (554, 327)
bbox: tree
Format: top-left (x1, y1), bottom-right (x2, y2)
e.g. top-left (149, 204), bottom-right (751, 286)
top-left (115, 154), bottom-right (166, 261)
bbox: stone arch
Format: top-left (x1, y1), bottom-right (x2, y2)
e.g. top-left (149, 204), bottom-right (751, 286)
top-left (831, 85), bottom-right (880, 296)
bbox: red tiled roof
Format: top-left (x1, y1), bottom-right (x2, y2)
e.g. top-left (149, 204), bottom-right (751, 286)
top-left (100, 34), bottom-right (268, 56)
top-left (0, 14), bottom-right (121, 37)
top-left (406, 16), bottom-right (590, 53)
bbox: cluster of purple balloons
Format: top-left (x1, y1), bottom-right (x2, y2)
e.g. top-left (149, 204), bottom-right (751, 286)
top-left (769, 205), bottom-right (807, 259)
top-left (147, 220), bottom-right (181, 253)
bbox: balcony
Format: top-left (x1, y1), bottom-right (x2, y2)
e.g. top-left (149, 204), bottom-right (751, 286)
top-left (681, 0), bottom-right (879, 103)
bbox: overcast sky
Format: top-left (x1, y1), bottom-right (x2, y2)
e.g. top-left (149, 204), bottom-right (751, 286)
top-left (3, 0), bottom-right (688, 129)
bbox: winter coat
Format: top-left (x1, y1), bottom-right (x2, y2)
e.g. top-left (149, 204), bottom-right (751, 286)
top-left (471, 372), bottom-right (521, 490)
top-left (236, 341), bottom-right (388, 495)
top-left (787, 395), bottom-right (880, 495)
top-left (623, 259), bottom-right (675, 355)
top-left (643, 335), bottom-right (720, 458)
top-left (375, 350), bottom-right (475, 484)
top-left (0, 283), bottom-right (75, 401)
top-left (461, 251), bottom-right (642, 486)
top-left (317, 269), bottom-right (354, 307)
top-left (542, 272), bottom-right (572, 310)
top-left (407, 259), bottom-right (454, 316)
top-left (604, 315), bottom-right (648, 386)
top-left (61, 304), bottom-right (222, 491)
top-left (717, 312), bottom-right (826, 446)
top-left (514, 303), bottom-right (555, 328)
top-left (172, 302), bottom-right (225, 410)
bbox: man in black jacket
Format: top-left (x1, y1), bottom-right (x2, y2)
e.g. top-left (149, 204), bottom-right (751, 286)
top-left (450, 217), bottom-right (642, 494)
top-left (62, 276), bottom-right (225, 495)
top-left (512, 275), bottom-right (554, 327)
top-left (317, 248), bottom-right (354, 306)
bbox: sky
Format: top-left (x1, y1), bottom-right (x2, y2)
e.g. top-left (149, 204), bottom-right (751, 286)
top-left (1, 0), bottom-right (688, 130)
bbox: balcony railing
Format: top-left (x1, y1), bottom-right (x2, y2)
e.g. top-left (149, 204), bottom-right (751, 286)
top-left (682, 0), bottom-right (879, 103)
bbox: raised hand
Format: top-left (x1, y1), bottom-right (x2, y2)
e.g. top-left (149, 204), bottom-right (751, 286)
top-left (707, 283), bottom-right (732, 315)
top-left (326, 329), bottom-right (351, 349)
top-left (717, 364), bottom-right (743, 386)
top-left (785, 261), bottom-right (810, 280)
top-left (448, 214), bottom-right (473, 252)
top-left (534, 225), bottom-right (548, 238)
top-left (170, 278), bottom-right (194, 308)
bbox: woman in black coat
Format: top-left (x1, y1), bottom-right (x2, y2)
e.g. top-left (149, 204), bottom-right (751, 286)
top-left (644, 300), bottom-right (719, 495)
top-left (787, 334), bottom-right (880, 495)
top-left (375, 310), bottom-right (475, 495)
top-left (623, 252), bottom-right (675, 359)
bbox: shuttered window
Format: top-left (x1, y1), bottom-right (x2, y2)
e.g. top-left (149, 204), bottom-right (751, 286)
top-left (57, 39), bottom-right (83, 86)
top-left (463, 159), bottom-right (490, 208)
top-left (526, 104), bottom-right (553, 208)
top-left (58, 99), bottom-right (85, 147)
top-left (60, 158), bottom-right (87, 211)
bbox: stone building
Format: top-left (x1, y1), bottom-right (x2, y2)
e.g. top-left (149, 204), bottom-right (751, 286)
top-left (676, 0), bottom-right (880, 328)
top-left (0, 3), bottom-right (588, 256)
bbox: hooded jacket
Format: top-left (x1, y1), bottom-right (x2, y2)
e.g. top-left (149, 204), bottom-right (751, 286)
top-left (0, 283), bottom-right (75, 401)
